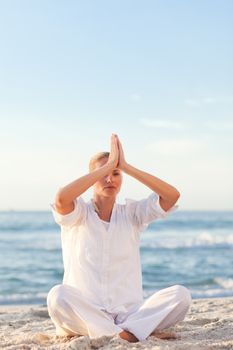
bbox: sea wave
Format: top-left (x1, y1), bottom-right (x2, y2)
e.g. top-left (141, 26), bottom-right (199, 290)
top-left (214, 277), bottom-right (233, 290)
top-left (0, 292), bottom-right (48, 305)
top-left (141, 232), bottom-right (233, 249)
top-left (191, 289), bottom-right (233, 298)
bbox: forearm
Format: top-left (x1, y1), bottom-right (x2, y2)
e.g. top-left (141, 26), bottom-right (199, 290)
top-left (56, 162), bottom-right (114, 206)
top-left (123, 162), bottom-right (180, 202)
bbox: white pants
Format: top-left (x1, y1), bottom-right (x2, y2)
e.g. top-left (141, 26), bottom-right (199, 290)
top-left (47, 283), bottom-right (192, 341)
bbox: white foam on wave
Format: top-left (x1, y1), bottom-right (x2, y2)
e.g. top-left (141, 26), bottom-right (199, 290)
top-left (214, 277), bottom-right (233, 290)
top-left (191, 288), bottom-right (233, 298)
top-left (0, 292), bottom-right (47, 302)
top-left (144, 286), bottom-right (233, 299)
top-left (142, 230), bottom-right (233, 249)
top-left (189, 278), bottom-right (233, 298)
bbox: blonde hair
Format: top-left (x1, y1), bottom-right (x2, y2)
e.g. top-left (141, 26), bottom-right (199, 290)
top-left (89, 152), bottom-right (110, 172)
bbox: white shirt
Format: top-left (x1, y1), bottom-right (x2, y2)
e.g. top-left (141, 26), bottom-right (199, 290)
top-left (51, 192), bottom-right (178, 316)
top-left (100, 219), bottom-right (110, 231)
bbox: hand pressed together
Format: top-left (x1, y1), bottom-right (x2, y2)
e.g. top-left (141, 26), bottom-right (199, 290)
top-left (107, 133), bottom-right (128, 171)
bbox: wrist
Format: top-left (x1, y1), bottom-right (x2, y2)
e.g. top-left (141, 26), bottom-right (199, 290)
top-left (104, 161), bottom-right (116, 171)
top-left (121, 162), bottom-right (130, 172)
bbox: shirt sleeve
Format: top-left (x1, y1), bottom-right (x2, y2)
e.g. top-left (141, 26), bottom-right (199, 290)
top-left (125, 192), bottom-right (179, 232)
top-left (50, 196), bottom-right (87, 227)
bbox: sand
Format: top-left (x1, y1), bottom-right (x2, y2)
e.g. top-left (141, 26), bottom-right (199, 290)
top-left (1, 297), bottom-right (233, 349)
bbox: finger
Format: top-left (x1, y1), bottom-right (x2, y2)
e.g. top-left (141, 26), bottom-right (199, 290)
top-left (111, 135), bottom-right (117, 147)
top-left (118, 139), bottom-right (123, 151)
top-left (111, 134), bottom-right (117, 142)
top-left (112, 142), bottom-right (119, 157)
top-left (113, 135), bottom-right (119, 149)
top-left (115, 136), bottom-right (120, 148)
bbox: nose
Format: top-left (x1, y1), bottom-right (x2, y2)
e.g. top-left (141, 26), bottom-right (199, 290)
top-left (106, 174), bottom-right (113, 183)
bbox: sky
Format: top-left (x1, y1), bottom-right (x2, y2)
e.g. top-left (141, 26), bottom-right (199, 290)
top-left (0, 0), bottom-right (232, 210)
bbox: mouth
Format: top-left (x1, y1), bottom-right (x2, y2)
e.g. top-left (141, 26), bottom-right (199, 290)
top-left (104, 186), bottom-right (116, 189)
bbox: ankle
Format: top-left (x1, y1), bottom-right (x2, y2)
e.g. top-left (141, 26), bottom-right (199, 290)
top-left (119, 330), bottom-right (139, 343)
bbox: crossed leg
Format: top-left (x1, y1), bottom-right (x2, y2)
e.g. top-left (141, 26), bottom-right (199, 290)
top-left (116, 284), bottom-right (192, 342)
top-left (47, 284), bottom-right (191, 343)
top-left (47, 284), bottom-right (122, 338)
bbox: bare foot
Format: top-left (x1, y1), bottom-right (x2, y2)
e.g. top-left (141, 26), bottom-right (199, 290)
top-left (119, 330), bottom-right (139, 342)
top-left (150, 330), bottom-right (181, 340)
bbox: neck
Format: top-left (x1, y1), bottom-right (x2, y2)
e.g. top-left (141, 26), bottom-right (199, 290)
top-left (92, 195), bottom-right (116, 214)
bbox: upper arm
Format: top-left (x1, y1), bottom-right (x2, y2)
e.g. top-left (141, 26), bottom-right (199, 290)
top-left (55, 200), bottom-right (75, 215)
top-left (51, 196), bottom-right (87, 227)
top-left (159, 195), bottom-right (180, 212)
top-left (54, 191), bottom-right (76, 215)
top-left (126, 192), bottom-right (179, 232)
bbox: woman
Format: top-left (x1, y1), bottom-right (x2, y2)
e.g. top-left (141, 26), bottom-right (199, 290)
top-left (47, 134), bottom-right (192, 342)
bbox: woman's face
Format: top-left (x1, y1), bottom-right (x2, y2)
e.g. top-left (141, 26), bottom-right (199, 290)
top-left (93, 157), bottom-right (123, 198)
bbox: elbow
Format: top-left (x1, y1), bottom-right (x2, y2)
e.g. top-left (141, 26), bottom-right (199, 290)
top-left (163, 189), bottom-right (180, 207)
top-left (172, 189), bottom-right (180, 203)
top-left (167, 191), bottom-right (180, 209)
top-left (176, 190), bottom-right (181, 199)
top-left (55, 188), bottom-right (67, 207)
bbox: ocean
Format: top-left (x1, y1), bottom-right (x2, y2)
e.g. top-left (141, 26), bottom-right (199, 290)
top-left (0, 210), bottom-right (233, 305)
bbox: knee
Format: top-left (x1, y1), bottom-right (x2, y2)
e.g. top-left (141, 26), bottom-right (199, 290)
top-left (172, 284), bottom-right (192, 308)
top-left (47, 284), bottom-right (66, 312)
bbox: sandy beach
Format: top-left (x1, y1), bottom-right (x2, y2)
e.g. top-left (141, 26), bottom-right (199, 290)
top-left (1, 296), bottom-right (233, 349)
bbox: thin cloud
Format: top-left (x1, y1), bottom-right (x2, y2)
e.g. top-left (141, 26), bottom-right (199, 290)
top-left (130, 93), bottom-right (142, 101)
top-left (145, 139), bottom-right (203, 156)
top-left (140, 118), bottom-right (233, 133)
top-left (204, 121), bottom-right (233, 131)
top-left (185, 96), bottom-right (233, 106)
top-left (203, 97), bottom-right (215, 104)
top-left (140, 118), bottom-right (185, 130)
top-left (184, 99), bottom-right (201, 107)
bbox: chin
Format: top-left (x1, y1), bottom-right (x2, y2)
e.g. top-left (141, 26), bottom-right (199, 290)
top-left (103, 191), bottom-right (117, 198)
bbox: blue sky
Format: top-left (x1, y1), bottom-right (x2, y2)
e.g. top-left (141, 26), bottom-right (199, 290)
top-left (0, 0), bottom-right (232, 210)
